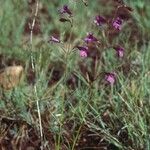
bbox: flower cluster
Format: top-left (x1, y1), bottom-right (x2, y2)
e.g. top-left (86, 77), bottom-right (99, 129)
top-left (76, 33), bottom-right (99, 58)
top-left (48, 3), bottom-right (132, 85)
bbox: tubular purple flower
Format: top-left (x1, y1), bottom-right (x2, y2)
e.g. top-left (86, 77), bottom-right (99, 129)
top-left (49, 36), bottom-right (60, 43)
top-left (80, 50), bottom-right (88, 57)
top-left (59, 5), bottom-right (72, 16)
top-left (112, 17), bottom-right (123, 30)
top-left (94, 15), bottom-right (106, 26)
top-left (84, 33), bottom-right (98, 44)
top-left (114, 46), bottom-right (124, 58)
top-left (105, 73), bottom-right (116, 85)
top-left (77, 46), bottom-right (88, 57)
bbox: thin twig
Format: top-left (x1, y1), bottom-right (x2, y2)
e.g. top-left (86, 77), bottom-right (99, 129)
top-left (29, 0), bottom-right (43, 150)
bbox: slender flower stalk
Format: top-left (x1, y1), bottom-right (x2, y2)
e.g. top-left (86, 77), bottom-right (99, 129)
top-left (29, 1), bottom-right (43, 149)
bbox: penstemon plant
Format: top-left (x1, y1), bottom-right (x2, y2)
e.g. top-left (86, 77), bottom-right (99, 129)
top-left (49, 0), bottom-right (133, 86)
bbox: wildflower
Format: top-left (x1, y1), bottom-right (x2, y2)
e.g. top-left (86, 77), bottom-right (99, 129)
top-left (112, 17), bottom-right (123, 30)
top-left (59, 5), bottom-right (72, 16)
top-left (84, 33), bottom-right (98, 44)
top-left (105, 72), bottom-right (116, 85)
top-left (114, 46), bottom-right (124, 58)
top-left (77, 46), bottom-right (88, 57)
top-left (94, 15), bottom-right (106, 26)
top-left (49, 36), bottom-right (60, 43)
top-left (80, 50), bottom-right (88, 57)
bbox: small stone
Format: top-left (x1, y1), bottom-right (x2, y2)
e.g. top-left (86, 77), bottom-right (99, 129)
top-left (0, 66), bottom-right (23, 90)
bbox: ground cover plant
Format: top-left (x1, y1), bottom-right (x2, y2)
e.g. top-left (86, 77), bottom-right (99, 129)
top-left (0, 0), bottom-right (150, 149)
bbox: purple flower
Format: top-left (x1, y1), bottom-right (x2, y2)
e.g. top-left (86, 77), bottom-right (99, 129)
top-left (80, 50), bottom-right (88, 57)
top-left (94, 15), bottom-right (106, 26)
top-left (59, 5), bottom-right (72, 16)
top-left (105, 73), bottom-right (116, 85)
top-left (114, 46), bottom-right (124, 58)
top-left (84, 33), bottom-right (98, 44)
top-left (49, 36), bottom-right (60, 43)
top-left (77, 46), bottom-right (88, 57)
top-left (112, 17), bottom-right (123, 30)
